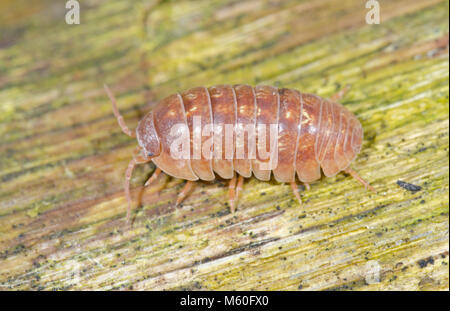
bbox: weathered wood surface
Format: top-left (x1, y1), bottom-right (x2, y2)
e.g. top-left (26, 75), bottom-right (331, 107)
top-left (0, 0), bottom-right (448, 290)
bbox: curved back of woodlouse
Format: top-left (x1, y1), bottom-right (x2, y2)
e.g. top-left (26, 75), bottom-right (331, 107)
top-left (104, 84), bottom-right (375, 224)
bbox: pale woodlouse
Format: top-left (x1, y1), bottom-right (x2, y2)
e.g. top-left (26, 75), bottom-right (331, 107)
top-left (104, 84), bottom-right (375, 222)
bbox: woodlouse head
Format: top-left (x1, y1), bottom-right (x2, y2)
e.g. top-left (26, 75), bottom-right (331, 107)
top-left (136, 112), bottom-right (161, 158)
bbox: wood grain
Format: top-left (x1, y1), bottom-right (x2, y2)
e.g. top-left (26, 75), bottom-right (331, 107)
top-left (0, 0), bottom-right (448, 290)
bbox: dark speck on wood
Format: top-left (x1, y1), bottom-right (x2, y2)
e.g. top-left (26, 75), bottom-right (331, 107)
top-left (418, 257), bottom-right (434, 268)
top-left (396, 180), bottom-right (422, 193)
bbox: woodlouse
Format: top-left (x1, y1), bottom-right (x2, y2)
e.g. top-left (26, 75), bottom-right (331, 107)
top-left (104, 84), bottom-right (375, 222)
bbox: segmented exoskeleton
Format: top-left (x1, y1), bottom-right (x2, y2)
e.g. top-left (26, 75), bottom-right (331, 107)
top-left (104, 84), bottom-right (375, 223)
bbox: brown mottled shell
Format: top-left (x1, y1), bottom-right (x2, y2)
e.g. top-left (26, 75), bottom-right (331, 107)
top-left (139, 84), bottom-right (363, 183)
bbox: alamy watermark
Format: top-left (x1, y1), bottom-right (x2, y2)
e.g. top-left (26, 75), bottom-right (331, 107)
top-left (363, 260), bottom-right (381, 284)
top-left (64, 1), bottom-right (379, 26)
top-left (366, 0), bottom-right (380, 24)
top-left (167, 117), bottom-right (279, 170)
top-left (66, 0), bottom-right (80, 25)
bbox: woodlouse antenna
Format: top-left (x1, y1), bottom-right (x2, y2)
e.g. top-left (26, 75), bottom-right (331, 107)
top-left (329, 84), bottom-right (351, 102)
top-left (104, 84), bottom-right (136, 138)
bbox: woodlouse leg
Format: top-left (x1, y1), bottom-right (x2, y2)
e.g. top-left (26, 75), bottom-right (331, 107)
top-left (290, 182), bottom-right (302, 205)
top-left (304, 183), bottom-right (311, 191)
top-left (344, 168), bottom-right (376, 193)
top-left (104, 84), bottom-right (136, 138)
top-left (124, 155), bottom-right (152, 224)
top-left (229, 175), bottom-right (244, 213)
top-left (124, 158), bottom-right (137, 224)
top-left (228, 175), bottom-right (237, 213)
top-left (330, 85), bottom-right (351, 102)
top-left (144, 167), bottom-right (162, 187)
top-left (176, 180), bottom-right (195, 206)
top-left (144, 167), bottom-right (167, 197)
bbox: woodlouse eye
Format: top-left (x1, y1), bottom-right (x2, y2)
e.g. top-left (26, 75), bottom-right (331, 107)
top-left (147, 152), bottom-right (154, 158)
